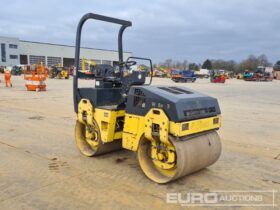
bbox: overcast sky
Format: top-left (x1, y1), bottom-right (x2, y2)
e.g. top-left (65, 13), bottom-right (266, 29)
top-left (0, 0), bottom-right (279, 64)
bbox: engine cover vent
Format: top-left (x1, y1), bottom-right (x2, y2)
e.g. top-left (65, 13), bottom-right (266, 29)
top-left (158, 87), bottom-right (182, 94)
top-left (169, 87), bottom-right (193, 94)
top-left (184, 107), bottom-right (216, 117)
top-left (158, 87), bottom-right (193, 95)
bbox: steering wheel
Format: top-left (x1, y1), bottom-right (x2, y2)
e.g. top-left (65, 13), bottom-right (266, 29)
top-left (125, 60), bottom-right (137, 69)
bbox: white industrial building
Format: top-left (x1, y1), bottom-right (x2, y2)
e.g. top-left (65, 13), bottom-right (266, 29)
top-left (0, 36), bottom-right (132, 67)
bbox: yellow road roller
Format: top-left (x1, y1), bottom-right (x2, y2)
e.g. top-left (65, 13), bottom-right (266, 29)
top-left (73, 13), bottom-right (222, 184)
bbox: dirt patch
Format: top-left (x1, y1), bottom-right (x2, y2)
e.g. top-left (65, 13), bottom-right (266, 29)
top-left (48, 158), bottom-right (70, 172)
top-left (28, 116), bottom-right (45, 120)
top-left (1, 77), bottom-right (280, 209)
top-left (115, 157), bottom-right (128, 163)
top-left (274, 154), bottom-right (280, 160)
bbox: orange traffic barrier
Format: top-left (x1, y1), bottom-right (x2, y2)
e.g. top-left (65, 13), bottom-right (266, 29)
top-left (24, 64), bottom-right (48, 91)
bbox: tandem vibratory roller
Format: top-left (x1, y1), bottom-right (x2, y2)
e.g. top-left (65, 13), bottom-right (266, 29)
top-left (73, 13), bottom-right (222, 184)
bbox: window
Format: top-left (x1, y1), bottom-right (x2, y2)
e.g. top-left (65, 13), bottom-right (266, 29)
top-left (29, 55), bottom-right (46, 64)
top-left (1, 43), bottom-right (6, 62)
top-left (9, 44), bottom-right (18, 49)
top-left (102, 60), bottom-right (112, 65)
top-left (94, 59), bottom-right (101, 64)
top-left (20, 55), bottom-right (28, 64)
top-left (63, 58), bottom-right (74, 67)
top-left (10, 55), bottom-right (18, 59)
top-left (47, 56), bottom-right (61, 67)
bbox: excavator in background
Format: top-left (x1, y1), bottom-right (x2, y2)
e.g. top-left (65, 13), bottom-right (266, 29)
top-left (78, 58), bottom-right (96, 79)
top-left (152, 68), bottom-right (167, 78)
top-left (73, 13), bottom-right (222, 184)
top-left (152, 67), bottom-right (172, 78)
top-left (48, 64), bottom-right (69, 79)
top-left (159, 66), bottom-right (171, 78)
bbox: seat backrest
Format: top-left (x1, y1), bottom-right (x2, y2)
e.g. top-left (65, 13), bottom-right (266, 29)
top-left (127, 71), bottom-right (146, 86)
top-left (95, 64), bottom-right (115, 78)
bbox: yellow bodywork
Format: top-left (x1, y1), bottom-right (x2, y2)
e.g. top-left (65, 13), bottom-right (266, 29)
top-left (122, 114), bottom-right (145, 151)
top-left (78, 100), bottom-right (221, 151)
top-left (77, 99), bottom-right (125, 143)
top-left (81, 58), bottom-right (96, 74)
top-left (60, 70), bottom-right (69, 79)
top-left (237, 73), bottom-right (244, 79)
top-left (93, 108), bottom-right (124, 142)
top-left (122, 109), bottom-right (221, 151)
top-left (169, 115), bottom-right (221, 137)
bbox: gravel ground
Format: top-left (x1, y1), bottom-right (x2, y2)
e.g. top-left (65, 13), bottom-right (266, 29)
top-left (0, 76), bottom-right (279, 210)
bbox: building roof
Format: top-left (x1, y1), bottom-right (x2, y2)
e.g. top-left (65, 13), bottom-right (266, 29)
top-left (19, 40), bottom-right (132, 53)
top-left (0, 35), bottom-right (19, 40)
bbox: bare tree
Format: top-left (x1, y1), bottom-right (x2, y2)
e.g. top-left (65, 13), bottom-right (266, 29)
top-left (182, 60), bottom-right (188, 69)
top-left (164, 59), bottom-right (173, 68)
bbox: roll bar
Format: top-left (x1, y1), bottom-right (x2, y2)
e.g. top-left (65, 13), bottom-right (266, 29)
top-left (73, 13), bottom-right (132, 107)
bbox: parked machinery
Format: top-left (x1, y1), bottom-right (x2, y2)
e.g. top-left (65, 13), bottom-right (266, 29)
top-left (210, 70), bottom-right (226, 83)
top-left (254, 66), bottom-right (273, 81)
top-left (0, 66), bottom-right (4, 74)
top-left (225, 71), bottom-right (234, 79)
top-left (195, 69), bottom-right (210, 79)
top-left (273, 70), bottom-right (280, 80)
top-left (243, 67), bottom-right (273, 82)
top-left (11, 65), bottom-right (23, 76)
top-left (171, 69), bottom-right (196, 83)
top-left (68, 65), bottom-right (74, 76)
top-left (152, 69), bottom-right (167, 78)
top-left (24, 64), bottom-right (48, 91)
top-left (78, 58), bottom-right (96, 79)
top-left (73, 13), bottom-right (222, 184)
top-left (236, 73), bottom-right (244, 79)
top-left (48, 65), bottom-right (69, 79)
top-left (274, 64), bottom-right (280, 80)
top-left (159, 67), bottom-right (171, 78)
top-left (243, 70), bottom-right (254, 81)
